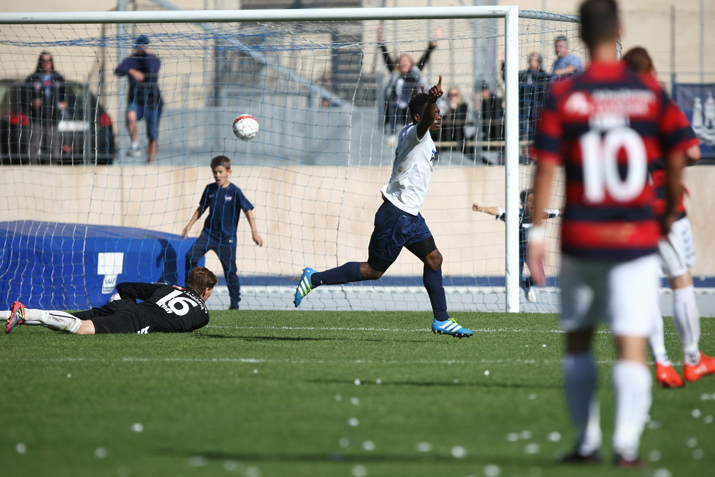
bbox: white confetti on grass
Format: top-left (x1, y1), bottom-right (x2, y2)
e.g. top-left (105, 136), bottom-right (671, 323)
top-left (520, 430), bottom-right (532, 440)
top-left (528, 393), bottom-right (536, 400)
top-left (334, 394), bottom-right (342, 401)
top-left (16, 443), bottom-right (26, 454)
top-left (362, 440), bottom-right (375, 451)
top-left (350, 397), bottom-right (360, 405)
top-left (67, 373), bottom-right (71, 378)
top-left (705, 415), bottom-right (714, 424)
top-left (701, 394), bottom-right (711, 400)
top-left (375, 379), bottom-right (382, 384)
top-left (653, 469), bottom-right (672, 477)
top-left (354, 379), bottom-right (361, 386)
top-left (131, 423), bottom-right (143, 432)
top-left (484, 370), bottom-right (490, 376)
top-left (339, 438), bottom-right (350, 448)
top-left (351, 464), bottom-right (368, 477)
top-left (687, 438), bottom-right (698, 448)
top-left (416, 442), bottom-right (432, 452)
top-left (693, 449), bottom-right (704, 460)
top-left (692, 409), bottom-right (701, 418)
top-left (484, 464), bottom-right (501, 477)
top-left (547, 432), bottom-right (561, 442)
top-left (188, 456), bottom-right (207, 467)
top-left (348, 418), bottom-right (360, 427)
top-left (506, 433), bottom-right (519, 442)
top-left (253, 369), bottom-right (258, 374)
top-left (95, 447), bottom-right (108, 459)
top-left (524, 443), bottom-right (540, 454)
top-left (649, 450), bottom-right (662, 462)
top-left (451, 446), bottom-right (467, 458)
top-left (224, 460), bottom-right (243, 471)
top-left (246, 467), bottom-right (261, 477)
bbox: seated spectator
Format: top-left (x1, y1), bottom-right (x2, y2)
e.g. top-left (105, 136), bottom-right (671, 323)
top-left (438, 86), bottom-right (469, 153)
top-left (25, 51), bottom-right (67, 165)
top-left (551, 35), bottom-right (582, 78)
top-left (519, 53), bottom-right (551, 141)
top-left (378, 22), bottom-right (440, 145)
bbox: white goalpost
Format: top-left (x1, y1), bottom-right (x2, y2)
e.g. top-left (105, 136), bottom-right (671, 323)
top-left (0, 6), bottom-right (580, 314)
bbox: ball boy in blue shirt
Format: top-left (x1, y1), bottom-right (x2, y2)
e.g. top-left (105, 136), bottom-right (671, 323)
top-left (183, 155), bottom-right (263, 309)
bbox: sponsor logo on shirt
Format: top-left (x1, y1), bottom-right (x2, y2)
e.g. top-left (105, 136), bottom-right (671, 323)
top-left (208, 194), bottom-right (215, 198)
top-left (430, 150), bottom-right (436, 163)
top-left (225, 195), bottom-right (233, 202)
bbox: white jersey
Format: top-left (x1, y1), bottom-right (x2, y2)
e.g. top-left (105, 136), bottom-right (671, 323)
top-left (380, 123), bottom-right (436, 216)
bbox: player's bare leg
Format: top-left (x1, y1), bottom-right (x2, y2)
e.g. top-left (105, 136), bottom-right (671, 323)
top-left (670, 271), bottom-right (715, 382)
top-left (561, 329), bottom-right (602, 463)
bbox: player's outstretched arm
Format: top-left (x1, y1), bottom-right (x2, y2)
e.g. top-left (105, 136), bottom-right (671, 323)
top-left (527, 161), bottom-right (556, 286)
top-left (182, 207), bottom-right (203, 239)
top-left (416, 75), bottom-right (443, 140)
top-left (472, 203), bottom-right (500, 216)
top-left (245, 209), bottom-right (263, 247)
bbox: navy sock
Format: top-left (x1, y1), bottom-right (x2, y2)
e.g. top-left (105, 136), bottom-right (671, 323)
top-left (311, 262), bottom-right (362, 287)
top-left (423, 266), bottom-right (449, 321)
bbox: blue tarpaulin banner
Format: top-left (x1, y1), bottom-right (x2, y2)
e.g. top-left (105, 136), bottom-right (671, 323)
top-left (672, 83), bottom-right (715, 157)
top-left (0, 221), bottom-right (203, 310)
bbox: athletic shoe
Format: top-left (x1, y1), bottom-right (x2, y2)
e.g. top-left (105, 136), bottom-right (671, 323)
top-left (613, 453), bottom-right (646, 469)
top-left (683, 352), bottom-right (715, 383)
top-left (559, 448), bottom-right (602, 464)
top-left (4, 301), bottom-right (26, 334)
top-left (431, 318), bottom-right (473, 338)
top-left (126, 148), bottom-right (141, 157)
top-left (294, 268), bottom-right (317, 307)
top-left (526, 288), bottom-right (537, 302)
top-left (655, 362), bottom-right (684, 388)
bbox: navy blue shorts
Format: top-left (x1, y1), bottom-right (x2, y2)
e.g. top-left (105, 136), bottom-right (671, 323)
top-left (367, 199), bottom-right (434, 272)
top-left (128, 103), bottom-right (162, 141)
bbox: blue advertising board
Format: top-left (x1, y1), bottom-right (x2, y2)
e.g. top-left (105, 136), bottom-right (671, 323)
top-left (672, 83), bottom-right (715, 158)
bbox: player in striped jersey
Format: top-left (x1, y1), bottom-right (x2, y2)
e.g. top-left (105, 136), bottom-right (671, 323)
top-left (528, 0), bottom-right (689, 467)
top-left (622, 46), bottom-right (715, 388)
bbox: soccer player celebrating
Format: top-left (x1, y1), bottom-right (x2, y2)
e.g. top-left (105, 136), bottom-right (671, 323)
top-left (528, 0), bottom-right (689, 467)
top-left (294, 76), bottom-right (473, 338)
top-left (622, 46), bottom-right (715, 388)
top-left (4, 267), bottom-right (217, 335)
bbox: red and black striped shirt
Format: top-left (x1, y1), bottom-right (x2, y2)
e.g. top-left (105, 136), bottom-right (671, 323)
top-left (531, 61), bottom-right (693, 261)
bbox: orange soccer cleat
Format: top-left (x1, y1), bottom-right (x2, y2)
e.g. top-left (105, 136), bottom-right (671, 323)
top-left (655, 362), bottom-right (684, 388)
top-left (683, 352), bottom-right (715, 383)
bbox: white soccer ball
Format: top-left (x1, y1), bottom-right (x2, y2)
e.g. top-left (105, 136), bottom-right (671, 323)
top-left (233, 114), bottom-right (259, 140)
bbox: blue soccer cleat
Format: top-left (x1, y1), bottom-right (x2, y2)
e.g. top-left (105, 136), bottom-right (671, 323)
top-left (432, 318), bottom-right (473, 338)
top-left (294, 268), bottom-right (317, 307)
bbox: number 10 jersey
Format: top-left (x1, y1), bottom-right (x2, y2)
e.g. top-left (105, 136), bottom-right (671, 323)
top-left (532, 61), bottom-right (694, 261)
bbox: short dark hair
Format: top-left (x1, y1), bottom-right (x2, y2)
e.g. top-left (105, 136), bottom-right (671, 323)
top-left (34, 51), bottom-right (54, 72)
top-left (520, 189), bottom-right (533, 206)
top-left (186, 267), bottom-right (218, 295)
top-left (408, 93), bottom-right (430, 121)
top-left (554, 35), bottom-right (568, 44)
top-left (210, 155), bottom-right (231, 170)
top-left (622, 47), bottom-right (654, 74)
top-left (579, 0), bottom-right (619, 49)
top-left (135, 35), bottom-right (150, 46)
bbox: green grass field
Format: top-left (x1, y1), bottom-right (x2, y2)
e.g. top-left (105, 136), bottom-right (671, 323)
top-left (2, 311), bottom-right (714, 477)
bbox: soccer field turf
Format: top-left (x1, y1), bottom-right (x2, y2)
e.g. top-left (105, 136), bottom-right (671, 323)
top-left (2, 311), bottom-right (714, 477)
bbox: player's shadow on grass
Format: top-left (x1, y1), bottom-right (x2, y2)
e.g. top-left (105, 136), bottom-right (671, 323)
top-left (194, 334), bottom-right (421, 343)
top-left (160, 449), bottom-right (562, 467)
top-left (308, 379), bottom-right (561, 390)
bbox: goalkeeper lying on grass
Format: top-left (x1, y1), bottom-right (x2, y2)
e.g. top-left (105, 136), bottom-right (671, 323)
top-left (3, 267), bottom-right (217, 335)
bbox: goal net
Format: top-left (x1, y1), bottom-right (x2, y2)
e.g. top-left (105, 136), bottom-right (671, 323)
top-left (0, 6), bottom-right (580, 313)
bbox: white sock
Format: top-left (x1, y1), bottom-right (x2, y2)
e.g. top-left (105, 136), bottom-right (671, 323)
top-left (648, 315), bottom-right (671, 365)
top-left (673, 286), bottom-right (701, 365)
top-left (612, 360), bottom-right (652, 460)
top-left (131, 141), bottom-right (139, 150)
top-left (564, 353), bottom-right (601, 453)
top-left (0, 310), bottom-right (9, 320)
top-left (32, 310), bottom-right (81, 334)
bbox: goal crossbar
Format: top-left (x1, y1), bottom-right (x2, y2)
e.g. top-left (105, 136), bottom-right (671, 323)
top-left (0, 6), bottom-right (581, 313)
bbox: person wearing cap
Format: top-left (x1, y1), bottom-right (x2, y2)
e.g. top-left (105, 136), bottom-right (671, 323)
top-left (115, 35), bottom-right (162, 164)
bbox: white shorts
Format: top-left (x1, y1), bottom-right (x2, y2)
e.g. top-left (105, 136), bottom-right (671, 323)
top-left (658, 216), bottom-right (695, 279)
top-left (560, 254), bottom-right (660, 337)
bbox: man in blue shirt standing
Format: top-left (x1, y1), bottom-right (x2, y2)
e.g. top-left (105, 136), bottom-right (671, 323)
top-left (182, 156), bottom-right (263, 310)
top-left (551, 35), bottom-right (583, 78)
top-left (115, 35), bottom-right (162, 164)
